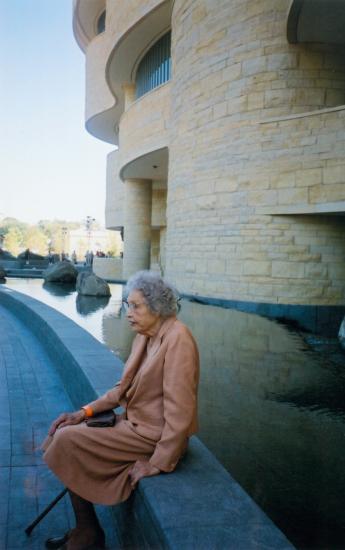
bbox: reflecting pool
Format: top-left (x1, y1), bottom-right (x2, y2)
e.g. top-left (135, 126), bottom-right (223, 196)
top-left (4, 278), bottom-right (345, 549)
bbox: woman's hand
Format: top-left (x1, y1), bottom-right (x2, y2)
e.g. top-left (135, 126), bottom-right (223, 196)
top-left (128, 460), bottom-right (160, 488)
top-left (48, 410), bottom-right (85, 435)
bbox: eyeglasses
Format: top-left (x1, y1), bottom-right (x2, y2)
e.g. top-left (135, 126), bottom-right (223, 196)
top-left (122, 300), bottom-right (146, 311)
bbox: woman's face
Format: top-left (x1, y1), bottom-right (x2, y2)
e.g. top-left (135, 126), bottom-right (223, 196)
top-left (125, 289), bottom-right (162, 337)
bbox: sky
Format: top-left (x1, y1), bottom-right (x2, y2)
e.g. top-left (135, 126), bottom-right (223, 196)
top-left (0, 1), bottom-right (113, 226)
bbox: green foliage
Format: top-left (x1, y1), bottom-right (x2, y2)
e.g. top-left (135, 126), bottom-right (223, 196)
top-left (3, 227), bottom-right (23, 256)
top-left (0, 217), bottom-right (88, 257)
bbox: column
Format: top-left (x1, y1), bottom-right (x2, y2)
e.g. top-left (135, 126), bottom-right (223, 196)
top-left (123, 178), bottom-right (152, 279)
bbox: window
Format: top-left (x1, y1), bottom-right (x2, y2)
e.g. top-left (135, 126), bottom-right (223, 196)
top-left (136, 31), bottom-right (171, 99)
top-left (96, 10), bottom-right (106, 35)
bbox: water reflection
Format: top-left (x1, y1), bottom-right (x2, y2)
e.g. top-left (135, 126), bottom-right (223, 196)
top-left (43, 282), bottom-right (76, 297)
top-left (76, 294), bottom-right (110, 316)
top-left (3, 278), bottom-right (345, 548)
top-left (103, 310), bottom-right (134, 359)
top-left (178, 301), bottom-right (345, 549)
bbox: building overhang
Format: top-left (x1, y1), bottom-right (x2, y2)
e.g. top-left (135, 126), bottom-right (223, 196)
top-left (287, 0), bottom-right (345, 44)
top-left (104, 1), bottom-right (172, 141)
top-left (72, 0), bottom-right (105, 52)
top-left (120, 148), bottom-right (168, 182)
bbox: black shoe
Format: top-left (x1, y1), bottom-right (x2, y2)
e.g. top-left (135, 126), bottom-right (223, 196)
top-left (45, 531), bottom-right (70, 549)
top-left (45, 529), bottom-right (105, 550)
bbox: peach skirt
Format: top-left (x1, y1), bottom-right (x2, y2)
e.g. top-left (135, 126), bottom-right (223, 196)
top-left (43, 418), bottom-right (156, 505)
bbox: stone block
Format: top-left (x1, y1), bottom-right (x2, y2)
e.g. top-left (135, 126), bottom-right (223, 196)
top-left (296, 168), bottom-right (322, 187)
top-left (272, 262), bottom-right (305, 279)
top-left (227, 96), bottom-right (247, 115)
top-left (264, 89), bottom-right (294, 108)
top-left (294, 88), bottom-right (325, 107)
top-left (223, 63), bottom-right (242, 82)
top-left (323, 165), bottom-right (345, 185)
top-left (271, 172), bottom-right (296, 189)
top-left (207, 259), bottom-right (226, 275)
top-left (309, 183), bottom-right (345, 204)
top-left (247, 283), bottom-right (274, 298)
top-left (248, 189), bottom-right (278, 206)
top-left (266, 52), bottom-right (298, 71)
top-left (213, 101), bottom-right (228, 119)
top-left (243, 261), bottom-right (271, 276)
top-left (328, 264), bottom-right (345, 280)
top-left (304, 263), bottom-right (328, 279)
top-left (226, 261), bottom-right (243, 276)
top-left (247, 92), bottom-right (264, 110)
top-left (278, 188), bottom-right (308, 205)
top-left (242, 56), bottom-right (266, 77)
top-left (325, 89), bottom-right (345, 107)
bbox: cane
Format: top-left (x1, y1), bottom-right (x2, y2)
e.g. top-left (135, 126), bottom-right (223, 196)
top-left (25, 488), bottom-right (68, 536)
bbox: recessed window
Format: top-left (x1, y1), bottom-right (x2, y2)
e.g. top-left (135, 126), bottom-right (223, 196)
top-left (136, 31), bottom-right (171, 99)
top-left (96, 10), bottom-right (106, 35)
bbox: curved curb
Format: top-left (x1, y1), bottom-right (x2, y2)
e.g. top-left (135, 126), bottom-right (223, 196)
top-left (0, 286), bottom-right (123, 407)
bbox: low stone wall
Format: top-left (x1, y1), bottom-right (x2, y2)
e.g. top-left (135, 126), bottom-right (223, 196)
top-left (93, 257), bottom-right (124, 281)
top-left (0, 287), bottom-right (295, 549)
top-left (2, 259), bottom-right (49, 268)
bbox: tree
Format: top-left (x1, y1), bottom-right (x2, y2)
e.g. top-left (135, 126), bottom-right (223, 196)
top-left (23, 226), bottom-right (48, 255)
top-left (3, 227), bottom-right (23, 256)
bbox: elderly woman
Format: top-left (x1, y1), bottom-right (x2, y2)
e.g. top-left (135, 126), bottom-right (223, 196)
top-left (43, 271), bottom-right (199, 550)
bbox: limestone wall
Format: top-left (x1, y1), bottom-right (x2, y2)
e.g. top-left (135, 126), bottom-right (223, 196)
top-left (93, 257), bottom-right (123, 280)
top-left (76, 0), bottom-right (345, 308)
top-left (106, 0), bottom-right (168, 42)
top-left (105, 150), bottom-right (124, 229)
top-left (151, 181), bottom-right (167, 228)
top-left (119, 83), bottom-right (171, 174)
top-left (82, 0), bottom-right (171, 143)
top-left (165, 0), bottom-right (345, 305)
top-left (256, 107), bottom-right (345, 215)
top-left (85, 31), bottom-right (115, 124)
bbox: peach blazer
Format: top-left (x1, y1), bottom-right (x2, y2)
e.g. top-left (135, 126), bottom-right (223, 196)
top-left (87, 316), bottom-right (200, 472)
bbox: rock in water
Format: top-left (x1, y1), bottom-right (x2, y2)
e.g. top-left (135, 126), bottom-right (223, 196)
top-left (43, 260), bottom-right (78, 283)
top-left (0, 266), bottom-right (6, 282)
top-left (76, 272), bottom-right (111, 297)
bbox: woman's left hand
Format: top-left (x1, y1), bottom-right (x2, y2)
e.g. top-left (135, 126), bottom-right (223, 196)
top-left (128, 460), bottom-right (160, 488)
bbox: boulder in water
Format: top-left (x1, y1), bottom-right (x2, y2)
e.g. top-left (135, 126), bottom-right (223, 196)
top-left (43, 260), bottom-right (78, 283)
top-left (76, 272), bottom-right (111, 297)
top-left (0, 265), bottom-right (6, 282)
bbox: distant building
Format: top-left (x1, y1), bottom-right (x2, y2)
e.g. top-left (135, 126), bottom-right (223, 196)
top-left (72, 0), bottom-right (345, 331)
top-left (68, 227), bottom-right (122, 261)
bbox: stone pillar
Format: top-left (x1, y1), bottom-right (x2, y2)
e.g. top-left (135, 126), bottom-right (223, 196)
top-left (122, 83), bottom-right (136, 111)
top-left (123, 179), bottom-right (152, 279)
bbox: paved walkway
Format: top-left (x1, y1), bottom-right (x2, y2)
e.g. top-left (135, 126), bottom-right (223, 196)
top-left (0, 304), bottom-right (119, 550)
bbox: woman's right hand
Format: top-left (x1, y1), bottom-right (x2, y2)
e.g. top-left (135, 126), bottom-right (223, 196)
top-left (48, 410), bottom-right (85, 435)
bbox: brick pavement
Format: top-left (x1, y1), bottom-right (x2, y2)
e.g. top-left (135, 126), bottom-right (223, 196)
top-left (0, 304), bottom-right (119, 550)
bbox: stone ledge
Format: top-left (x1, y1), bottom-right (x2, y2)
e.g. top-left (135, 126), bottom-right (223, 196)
top-left (0, 287), bottom-right (295, 549)
top-left (256, 201), bottom-right (345, 216)
top-left (259, 104), bottom-right (345, 124)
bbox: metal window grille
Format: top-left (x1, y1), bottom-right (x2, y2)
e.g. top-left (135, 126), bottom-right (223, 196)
top-left (136, 31), bottom-right (171, 99)
top-left (97, 10), bottom-right (106, 35)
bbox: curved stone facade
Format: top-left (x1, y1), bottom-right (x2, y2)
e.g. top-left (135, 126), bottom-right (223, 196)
top-left (73, 0), bottom-right (345, 319)
top-left (119, 82), bottom-right (170, 175)
top-left (105, 150), bottom-right (124, 229)
top-left (166, 0), bottom-right (345, 305)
